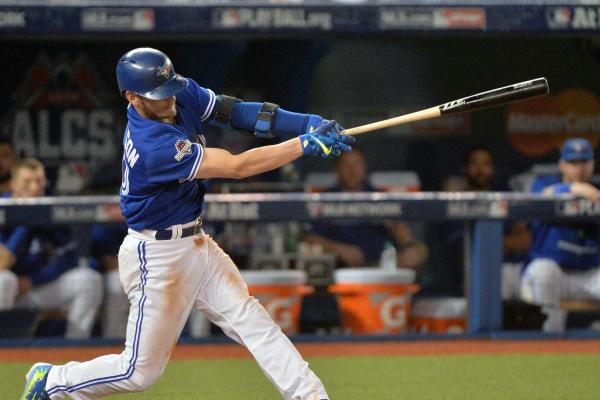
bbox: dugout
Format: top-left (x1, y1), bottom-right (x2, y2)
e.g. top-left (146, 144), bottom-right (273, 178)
top-left (1, 0), bottom-right (600, 339)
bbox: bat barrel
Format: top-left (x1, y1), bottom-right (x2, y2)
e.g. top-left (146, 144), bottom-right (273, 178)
top-left (340, 77), bottom-right (550, 136)
top-left (439, 77), bottom-right (549, 115)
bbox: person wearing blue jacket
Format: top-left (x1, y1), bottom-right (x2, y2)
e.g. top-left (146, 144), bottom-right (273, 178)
top-left (522, 138), bottom-right (600, 332)
top-left (0, 159), bottom-right (102, 338)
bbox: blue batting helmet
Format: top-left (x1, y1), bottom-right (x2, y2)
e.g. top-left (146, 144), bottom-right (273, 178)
top-left (116, 48), bottom-right (188, 100)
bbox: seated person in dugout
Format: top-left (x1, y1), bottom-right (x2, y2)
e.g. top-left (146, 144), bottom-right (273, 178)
top-left (521, 138), bottom-right (600, 332)
top-left (0, 158), bottom-right (103, 338)
top-left (304, 146), bottom-right (428, 269)
top-left (90, 223), bottom-right (130, 338)
top-left (430, 145), bottom-right (531, 297)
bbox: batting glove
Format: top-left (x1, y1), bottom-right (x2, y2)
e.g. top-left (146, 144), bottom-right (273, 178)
top-left (304, 115), bottom-right (324, 135)
top-left (299, 120), bottom-right (355, 158)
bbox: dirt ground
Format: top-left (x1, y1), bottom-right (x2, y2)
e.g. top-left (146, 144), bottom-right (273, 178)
top-left (1, 339), bottom-right (599, 362)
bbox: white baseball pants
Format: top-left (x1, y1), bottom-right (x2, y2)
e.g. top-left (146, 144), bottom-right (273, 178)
top-left (521, 258), bottom-right (600, 332)
top-left (0, 266), bottom-right (102, 338)
top-left (45, 230), bottom-right (328, 400)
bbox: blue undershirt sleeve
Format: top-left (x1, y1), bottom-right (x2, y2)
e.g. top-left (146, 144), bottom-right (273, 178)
top-left (227, 101), bottom-right (317, 136)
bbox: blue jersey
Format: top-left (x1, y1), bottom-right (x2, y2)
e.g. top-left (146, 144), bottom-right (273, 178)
top-left (120, 79), bottom-right (216, 230)
top-left (527, 175), bottom-right (600, 270)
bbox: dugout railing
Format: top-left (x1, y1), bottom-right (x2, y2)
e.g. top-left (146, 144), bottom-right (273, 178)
top-left (1, 191), bottom-right (598, 335)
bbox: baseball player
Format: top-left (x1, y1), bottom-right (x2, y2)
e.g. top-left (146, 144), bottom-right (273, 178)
top-left (521, 138), bottom-right (600, 332)
top-left (0, 159), bottom-right (102, 339)
top-left (20, 47), bottom-right (353, 400)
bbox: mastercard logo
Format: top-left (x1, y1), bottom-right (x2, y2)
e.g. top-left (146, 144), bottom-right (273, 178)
top-left (506, 88), bottom-right (600, 157)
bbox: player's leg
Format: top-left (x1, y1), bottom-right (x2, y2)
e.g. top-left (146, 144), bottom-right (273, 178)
top-left (0, 270), bottom-right (18, 310)
top-left (194, 235), bottom-right (328, 400)
top-left (559, 267), bottom-right (600, 301)
top-left (17, 265), bottom-right (103, 338)
top-left (62, 266), bottom-right (103, 338)
top-left (520, 258), bottom-right (565, 332)
top-left (42, 236), bottom-right (199, 399)
top-left (501, 262), bottom-right (523, 300)
top-left (581, 267), bottom-right (600, 300)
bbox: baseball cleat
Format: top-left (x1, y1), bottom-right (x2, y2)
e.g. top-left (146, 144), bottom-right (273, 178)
top-left (20, 362), bottom-right (52, 400)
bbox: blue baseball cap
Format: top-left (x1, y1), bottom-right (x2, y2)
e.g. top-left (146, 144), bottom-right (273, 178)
top-left (560, 138), bottom-right (594, 161)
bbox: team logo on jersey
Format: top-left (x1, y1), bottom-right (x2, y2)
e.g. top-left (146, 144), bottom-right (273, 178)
top-left (174, 139), bottom-right (193, 161)
top-left (157, 63), bottom-right (171, 80)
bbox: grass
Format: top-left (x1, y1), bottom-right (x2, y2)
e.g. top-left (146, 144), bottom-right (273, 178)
top-left (3, 354), bottom-right (600, 399)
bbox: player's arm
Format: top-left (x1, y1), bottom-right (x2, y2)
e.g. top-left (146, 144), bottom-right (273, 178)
top-left (209, 95), bottom-right (325, 139)
top-left (148, 121), bottom-right (352, 183)
top-left (196, 120), bottom-right (354, 180)
top-left (185, 80), bottom-right (325, 139)
top-left (27, 241), bottom-right (78, 287)
top-left (0, 227), bottom-right (30, 271)
top-left (197, 139), bottom-right (302, 180)
top-left (541, 182), bottom-right (600, 202)
top-left (387, 222), bottom-right (428, 270)
top-left (303, 233), bottom-right (366, 267)
top-left (0, 245), bottom-right (16, 271)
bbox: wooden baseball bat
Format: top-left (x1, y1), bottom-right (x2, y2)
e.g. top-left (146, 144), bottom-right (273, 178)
top-left (341, 77), bottom-right (549, 136)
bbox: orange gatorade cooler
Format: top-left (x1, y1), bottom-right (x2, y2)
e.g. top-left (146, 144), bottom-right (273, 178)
top-left (241, 270), bottom-right (313, 335)
top-left (410, 297), bottom-right (467, 334)
top-left (329, 268), bottom-right (419, 334)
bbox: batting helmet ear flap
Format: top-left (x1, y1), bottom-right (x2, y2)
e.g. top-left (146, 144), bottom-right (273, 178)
top-left (116, 48), bottom-right (188, 100)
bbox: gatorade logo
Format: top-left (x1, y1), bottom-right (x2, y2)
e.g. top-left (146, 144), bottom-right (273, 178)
top-left (379, 295), bottom-right (407, 330)
top-left (506, 88), bottom-right (600, 157)
top-left (264, 296), bottom-right (297, 333)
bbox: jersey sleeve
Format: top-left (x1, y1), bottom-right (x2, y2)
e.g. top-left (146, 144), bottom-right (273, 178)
top-left (182, 78), bottom-right (216, 122)
top-left (531, 176), bottom-right (569, 194)
top-left (530, 177), bottom-right (546, 193)
top-left (29, 241), bottom-right (79, 287)
top-left (146, 133), bottom-right (204, 184)
top-left (0, 226), bottom-right (30, 256)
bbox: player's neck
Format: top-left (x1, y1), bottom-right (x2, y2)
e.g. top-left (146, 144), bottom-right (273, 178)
top-left (158, 117), bottom-right (176, 124)
top-left (133, 104), bottom-right (176, 124)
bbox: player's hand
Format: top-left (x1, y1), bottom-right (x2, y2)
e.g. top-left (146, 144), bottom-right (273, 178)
top-left (299, 120), bottom-right (355, 158)
top-left (304, 115), bottom-right (324, 135)
top-left (17, 277), bottom-right (33, 296)
top-left (397, 243), bottom-right (426, 270)
top-left (335, 243), bottom-right (366, 267)
top-left (571, 182), bottom-right (600, 202)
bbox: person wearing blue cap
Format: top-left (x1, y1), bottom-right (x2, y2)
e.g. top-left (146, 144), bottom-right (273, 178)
top-left (19, 48), bottom-right (352, 400)
top-left (521, 138), bottom-right (600, 332)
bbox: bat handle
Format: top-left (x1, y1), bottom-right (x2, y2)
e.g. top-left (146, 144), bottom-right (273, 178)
top-left (341, 107), bottom-right (441, 136)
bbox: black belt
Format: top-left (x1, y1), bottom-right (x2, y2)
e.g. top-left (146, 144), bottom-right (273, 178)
top-left (155, 218), bottom-right (202, 240)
